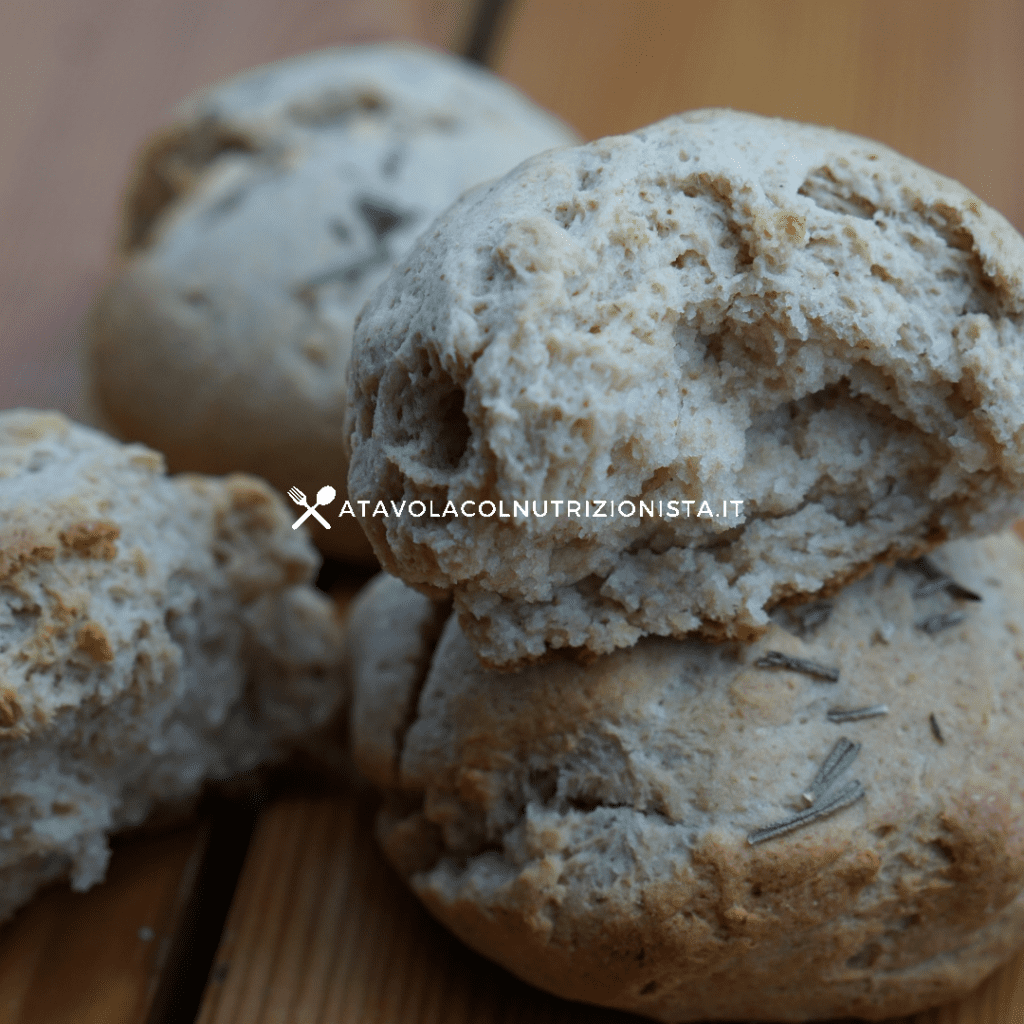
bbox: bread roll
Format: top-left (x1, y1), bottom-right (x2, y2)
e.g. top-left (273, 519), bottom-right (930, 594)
top-left (346, 109), bottom-right (1024, 666)
top-left (350, 534), bottom-right (1024, 1020)
top-left (88, 44), bottom-right (579, 562)
top-left (0, 410), bottom-right (344, 920)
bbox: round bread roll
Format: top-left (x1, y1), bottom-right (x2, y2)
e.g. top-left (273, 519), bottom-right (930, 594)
top-left (346, 108), bottom-right (1024, 667)
top-left (88, 44), bottom-right (579, 563)
top-left (0, 410), bottom-right (344, 921)
top-left (350, 534), bottom-right (1024, 1021)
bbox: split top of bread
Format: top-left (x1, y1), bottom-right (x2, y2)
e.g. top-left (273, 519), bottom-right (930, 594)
top-left (347, 109), bottom-right (1024, 667)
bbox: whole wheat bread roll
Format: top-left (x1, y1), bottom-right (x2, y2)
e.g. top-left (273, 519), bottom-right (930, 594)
top-left (349, 534), bottom-right (1024, 1021)
top-left (0, 410), bottom-right (344, 921)
top-left (88, 44), bottom-right (578, 562)
top-left (346, 109), bottom-right (1024, 667)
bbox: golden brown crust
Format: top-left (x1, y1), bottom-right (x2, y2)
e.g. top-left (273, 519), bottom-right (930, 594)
top-left (60, 521), bottom-right (120, 560)
top-left (0, 529), bottom-right (56, 582)
top-left (75, 622), bottom-right (115, 663)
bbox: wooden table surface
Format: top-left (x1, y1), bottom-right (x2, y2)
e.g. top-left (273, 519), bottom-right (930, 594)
top-left (2, 1), bottom-right (1024, 1022)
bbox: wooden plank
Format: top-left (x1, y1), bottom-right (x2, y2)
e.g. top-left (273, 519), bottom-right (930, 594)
top-left (195, 793), bottom-right (639, 1024)
top-left (494, 0), bottom-right (1024, 233)
top-left (899, 952), bottom-right (1024, 1024)
top-left (0, 820), bottom-right (209, 1024)
top-left (0, 0), bottom-right (477, 417)
top-left (0, 581), bottom-right (360, 1024)
top-left (196, 793), bottom-right (1024, 1024)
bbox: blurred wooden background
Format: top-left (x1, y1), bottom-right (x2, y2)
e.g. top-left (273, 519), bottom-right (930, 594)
top-left (1, 0), bottom-right (1022, 419)
top-left (1, 1), bottom-right (1023, 1022)
top-left (496, 0), bottom-right (1024, 229)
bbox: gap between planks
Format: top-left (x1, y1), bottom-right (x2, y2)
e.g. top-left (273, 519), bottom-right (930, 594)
top-left (0, 819), bottom-right (209, 1024)
top-left (193, 792), bottom-right (635, 1024)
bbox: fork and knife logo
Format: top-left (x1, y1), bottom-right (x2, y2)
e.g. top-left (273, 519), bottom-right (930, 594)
top-left (287, 485), bottom-right (336, 529)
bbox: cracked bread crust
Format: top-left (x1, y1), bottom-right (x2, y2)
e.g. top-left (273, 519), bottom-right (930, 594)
top-left (87, 44), bottom-right (578, 561)
top-left (346, 108), bottom-right (1024, 667)
top-left (0, 411), bottom-right (345, 921)
top-left (347, 573), bottom-right (450, 790)
top-left (352, 533), bottom-right (1024, 1021)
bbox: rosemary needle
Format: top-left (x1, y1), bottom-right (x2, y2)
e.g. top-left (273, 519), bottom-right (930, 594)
top-left (754, 651), bottom-right (840, 682)
top-left (916, 611), bottom-right (967, 635)
top-left (907, 557), bottom-right (982, 602)
top-left (748, 779), bottom-right (866, 845)
top-left (909, 555), bottom-right (944, 580)
top-left (944, 581), bottom-right (982, 602)
top-left (808, 737), bottom-right (861, 800)
top-left (827, 704), bottom-right (889, 724)
top-left (792, 602), bottom-right (833, 631)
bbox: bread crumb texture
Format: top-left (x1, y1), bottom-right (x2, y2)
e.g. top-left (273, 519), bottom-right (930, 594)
top-left (352, 534), bottom-right (1024, 1020)
top-left (88, 45), bottom-right (578, 561)
top-left (0, 410), bottom-right (345, 921)
top-left (347, 109), bottom-right (1024, 668)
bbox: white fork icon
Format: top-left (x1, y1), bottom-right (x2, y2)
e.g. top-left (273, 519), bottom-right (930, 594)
top-left (287, 486), bottom-right (336, 529)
